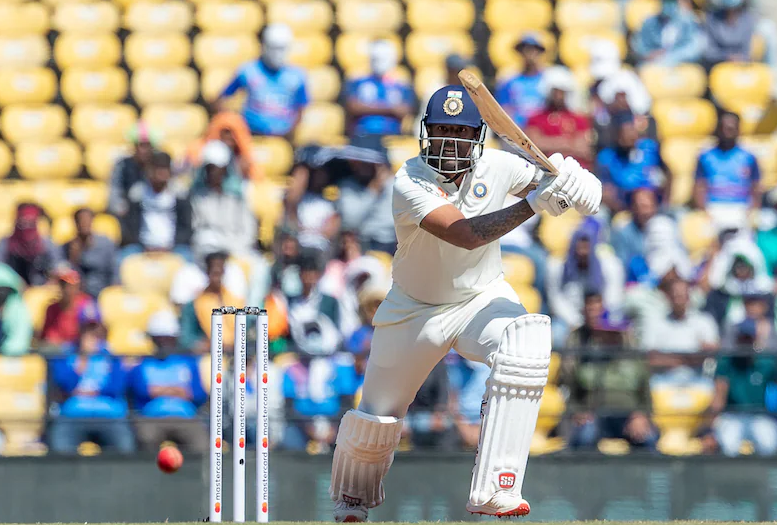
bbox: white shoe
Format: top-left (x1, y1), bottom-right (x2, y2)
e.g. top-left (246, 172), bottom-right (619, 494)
top-left (466, 491), bottom-right (531, 517)
top-left (333, 499), bottom-right (368, 522)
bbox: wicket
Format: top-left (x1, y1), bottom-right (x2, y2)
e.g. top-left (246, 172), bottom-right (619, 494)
top-left (209, 306), bottom-right (270, 523)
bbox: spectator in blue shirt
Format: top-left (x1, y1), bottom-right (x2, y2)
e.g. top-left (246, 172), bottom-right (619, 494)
top-left (597, 113), bottom-right (671, 213)
top-left (495, 34), bottom-right (546, 127)
top-left (343, 40), bottom-right (414, 138)
top-left (129, 310), bottom-right (208, 452)
top-left (48, 308), bottom-right (134, 454)
top-left (610, 187), bottom-right (659, 272)
top-left (631, 0), bottom-right (704, 66)
top-left (216, 24), bottom-right (308, 138)
top-left (694, 111), bottom-right (761, 232)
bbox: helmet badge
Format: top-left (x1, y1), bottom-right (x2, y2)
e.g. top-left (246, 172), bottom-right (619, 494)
top-left (443, 90), bottom-right (464, 116)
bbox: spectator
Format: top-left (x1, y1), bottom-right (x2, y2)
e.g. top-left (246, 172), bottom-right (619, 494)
top-left (757, 189), bottom-right (777, 276)
top-left (186, 111), bottom-right (261, 180)
top-left (566, 290), bottom-right (631, 349)
top-left (344, 284), bottom-right (383, 359)
top-left (610, 188), bottom-right (659, 271)
top-left (0, 264), bottom-right (31, 356)
top-left (526, 66), bottom-right (593, 168)
top-left (108, 121), bottom-right (159, 217)
top-left (694, 111), bottom-right (761, 232)
top-left (119, 151), bottom-right (193, 262)
top-left (0, 203), bottom-right (61, 286)
top-left (40, 266), bottom-right (95, 347)
top-left (703, 0), bottom-right (777, 68)
top-left (344, 39), bottom-right (414, 137)
top-left (711, 319), bottom-right (777, 456)
top-left (216, 24), bottom-right (307, 138)
top-left (721, 290), bottom-right (777, 349)
top-left (405, 361), bottom-right (456, 450)
top-left (48, 309), bottom-right (134, 454)
top-left (495, 34), bottom-right (547, 127)
top-left (632, 0), bottom-right (704, 65)
top-left (130, 310), bottom-right (208, 452)
top-left (60, 209), bottom-right (118, 298)
top-left (597, 113), bottom-right (670, 214)
top-left (286, 250), bottom-right (342, 330)
top-left (626, 215), bottom-right (694, 286)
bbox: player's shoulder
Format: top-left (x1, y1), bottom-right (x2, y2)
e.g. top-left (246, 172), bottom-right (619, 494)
top-left (394, 157), bottom-right (443, 196)
top-left (480, 148), bottom-right (529, 172)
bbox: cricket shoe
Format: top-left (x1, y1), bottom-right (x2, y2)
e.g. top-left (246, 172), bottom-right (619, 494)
top-left (466, 492), bottom-right (531, 518)
top-left (333, 499), bottom-right (368, 522)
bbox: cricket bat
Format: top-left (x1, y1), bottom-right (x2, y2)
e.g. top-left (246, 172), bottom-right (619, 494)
top-left (458, 69), bottom-right (559, 177)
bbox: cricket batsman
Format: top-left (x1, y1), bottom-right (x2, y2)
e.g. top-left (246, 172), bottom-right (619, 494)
top-left (329, 84), bottom-right (602, 522)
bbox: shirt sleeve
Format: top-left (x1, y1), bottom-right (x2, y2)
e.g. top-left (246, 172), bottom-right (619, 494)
top-left (392, 172), bottom-right (450, 226)
top-left (694, 153), bottom-right (707, 181)
top-left (220, 67), bottom-right (246, 98)
top-left (294, 74), bottom-right (309, 110)
top-left (505, 152), bottom-right (541, 195)
top-left (698, 313), bottom-right (720, 346)
top-left (750, 153), bottom-right (761, 182)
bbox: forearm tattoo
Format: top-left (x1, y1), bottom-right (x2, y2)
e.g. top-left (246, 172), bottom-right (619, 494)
top-left (468, 199), bottom-right (535, 245)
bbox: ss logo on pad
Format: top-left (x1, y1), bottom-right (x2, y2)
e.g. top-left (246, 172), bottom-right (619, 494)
top-left (498, 472), bottom-right (516, 489)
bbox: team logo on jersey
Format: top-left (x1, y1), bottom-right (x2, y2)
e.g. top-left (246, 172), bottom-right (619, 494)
top-left (497, 472), bottom-right (516, 489)
top-left (443, 91), bottom-right (464, 116)
top-left (473, 182), bottom-right (488, 199)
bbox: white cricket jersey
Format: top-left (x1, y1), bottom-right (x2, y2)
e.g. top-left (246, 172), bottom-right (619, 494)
top-left (391, 149), bottom-right (538, 305)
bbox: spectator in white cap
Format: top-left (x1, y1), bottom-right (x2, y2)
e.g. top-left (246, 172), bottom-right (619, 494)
top-left (495, 34), bottom-right (547, 127)
top-left (216, 24), bottom-right (308, 138)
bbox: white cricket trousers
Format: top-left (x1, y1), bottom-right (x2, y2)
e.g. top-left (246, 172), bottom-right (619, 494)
top-left (359, 279), bottom-right (528, 418)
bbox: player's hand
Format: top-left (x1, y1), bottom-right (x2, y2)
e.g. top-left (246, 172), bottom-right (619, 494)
top-left (546, 153), bottom-right (602, 216)
top-left (525, 186), bottom-right (571, 217)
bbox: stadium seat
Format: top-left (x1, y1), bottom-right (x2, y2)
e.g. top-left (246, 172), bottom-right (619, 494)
top-left (513, 284), bottom-right (541, 313)
top-left (124, 1), bottom-right (193, 33)
top-left (679, 210), bottom-right (716, 262)
top-left (70, 103), bottom-right (138, 144)
top-left (84, 141), bottom-right (131, 180)
top-left (531, 384), bottom-right (565, 455)
top-left (0, 3), bottom-right (49, 35)
top-left (52, 2), bottom-right (121, 33)
top-left (502, 253), bottom-right (535, 288)
top-left (335, 33), bottom-right (402, 74)
top-left (484, 0), bottom-right (552, 31)
top-left (60, 67), bottom-right (128, 106)
top-left (653, 98), bottom-right (717, 139)
top-left (15, 140), bottom-right (82, 180)
top-left (335, 0), bottom-right (403, 34)
top-left (34, 181), bottom-right (109, 219)
top-left (538, 210), bottom-right (583, 257)
top-left (288, 32), bottom-right (333, 68)
top-left (0, 68), bottom-right (57, 106)
top-left (247, 180), bottom-right (285, 246)
top-left (624, 0), bottom-right (660, 31)
top-left (160, 138), bottom-right (189, 161)
top-left (0, 36), bottom-right (50, 69)
top-left (293, 103), bottom-right (345, 146)
top-left (195, 1), bottom-right (263, 33)
top-left (52, 212), bottom-right (121, 245)
top-left (200, 67), bottom-right (234, 102)
top-left (98, 286), bottom-right (171, 330)
top-left (384, 135), bottom-right (417, 172)
top-left (266, 0), bottom-right (332, 33)
top-left (119, 251), bottom-right (186, 296)
top-left (141, 103), bottom-right (208, 141)
top-left (53, 33), bottom-right (121, 69)
top-left (250, 136), bottom-right (294, 183)
top-left (407, 0), bottom-right (475, 31)
top-left (193, 32), bottom-right (260, 70)
top-left (306, 65), bottom-right (341, 102)
top-left (405, 31), bottom-right (474, 69)
top-left (108, 325), bottom-right (154, 356)
top-left (652, 386), bottom-right (713, 456)
top-left (558, 29), bottom-right (626, 68)
top-left (0, 355), bottom-right (45, 393)
top-left (660, 136), bottom-right (715, 178)
top-left (639, 63), bottom-right (707, 100)
top-left (23, 285), bottom-right (60, 332)
top-left (489, 30), bottom-right (556, 70)
top-left (124, 33), bottom-right (191, 70)
top-left (0, 141), bottom-right (12, 179)
top-left (740, 136), bottom-right (777, 175)
top-left (1, 104), bottom-right (67, 145)
top-left (556, 0), bottom-right (620, 31)
top-left (709, 62), bottom-right (772, 108)
top-left (722, 100), bottom-right (769, 135)
top-left (131, 67), bottom-right (199, 105)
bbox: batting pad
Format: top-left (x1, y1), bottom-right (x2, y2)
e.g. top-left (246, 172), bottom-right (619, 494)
top-left (330, 409), bottom-right (403, 508)
top-left (469, 314), bottom-right (551, 506)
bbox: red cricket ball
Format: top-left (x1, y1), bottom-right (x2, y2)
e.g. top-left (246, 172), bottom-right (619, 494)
top-left (157, 445), bottom-right (184, 474)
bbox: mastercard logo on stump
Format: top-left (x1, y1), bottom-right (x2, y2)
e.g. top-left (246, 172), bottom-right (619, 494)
top-left (216, 373), bottom-right (222, 384)
top-left (215, 503), bottom-right (221, 513)
top-left (261, 503), bottom-right (268, 513)
top-left (239, 373), bottom-right (246, 384)
top-left (239, 437), bottom-right (245, 448)
top-left (215, 437), bottom-right (222, 449)
top-left (262, 438), bottom-right (268, 448)
top-left (262, 373), bottom-right (268, 384)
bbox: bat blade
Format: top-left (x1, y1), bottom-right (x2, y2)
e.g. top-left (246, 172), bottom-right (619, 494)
top-left (458, 69), bottom-right (558, 176)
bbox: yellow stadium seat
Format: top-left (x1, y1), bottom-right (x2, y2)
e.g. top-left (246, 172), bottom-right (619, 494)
top-left (16, 140), bottom-right (82, 180)
top-left (484, 0), bottom-right (552, 31)
top-left (306, 66), bottom-right (341, 103)
top-left (266, 0), bottom-right (332, 33)
top-left (558, 29), bottom-right (626, 68)
top-left (98, 286), bottom-right (171, 330)
top-left (141, 103), bottom-right (208, 141)
top-left (108, 325), bottom-right (154, 356)
top-left (0, 36), bottom-right (49, 69)
top-left (0, 389), bottom-right (46, 452)
top-left (652, 386), bottom-right (713, 456)
top-left (414, 65), bottom-right (446, 99)
top-left (23, 285), bottom-right (60, 332)
top-left (251, 136), bottom-right (294, 182)
top-left (35, 181), bottom-right (108, 218)
top-left (556, 0), bottom-right (620, 31)
top-left (489, 30), bottom-right (556, 70)
top-left (293, 103), bottom-right (345, 146)
top-left (336, 0), bottom-right (402, 34)
top-left (53, 33), bottom-right (121, 69)
top-left (548, 352), bottom-right (560, 384)
top-left (160, 138), bottom-right (189, 161)
top-left (407, 0), bottom-right (475, 31)
top-left (740, 136), bottom-right (777, 174)
top-left (246, 180), bottom-right (284, 246)
top-left (193, 32), bottom-right (260, 70)
top-left (724, 100), bottom-right (769, 135)
top-left (502, 253), bottom-right (535, 288)
top-left (60, 68), bottom-right (128, 106)
top-left (679, 210), bottom-right (716, 262)
top-left (336, 33), bottom-right (402, 74)
top-left (70, 104), bottom-right (138, 145)
top-left (289, 33), bottom-right (333, 68)
top-left (52, 213), bottom-right (120, 244)
top-left (124, 1), bottom-right (193, 33)
top-left (653, 98), bottom-right (717, 139)
top-left (0, 355), bottom-right (45, 392)
top-left (0, 68), bottom-right (56, 107)
top-left (538, 210), bottom-right (583, 257)
top-left (119, 251), bottom-right (186, 296)
top-left (195, 1), bottom-right (263, 33)
top-left (625, 0), bottom-right (660, 31)
top-left (1, 104), bottom-right (67, 145)
top-left (513, 284), bottom-right (541, 313)
top-left (384, 135), bottom-right (416, 172)
top-left (0, 141), bottom-right (12, 179)
top-left (405, 31), bottom-right (474, 69)
top-left (639, 63), bottom-right (707, 100)
top-left (124, 33), bottom-right (191, 70)
top-left (709, 62), bottom-right (772, 108)
top-left (52, 2), bottom-right (120, 33)
top-left (660, 136), bottom-right (714, 177)
top-left (131, 67), bottom-right (198, 105)
top-left (199, 68), bottom-right (234, 103)
top-left (531, 384), bottom-right (565, 455)
top-left (0, 3), bottom-right (49, 35)
top-left (85, 141), bottom-right (131, 180)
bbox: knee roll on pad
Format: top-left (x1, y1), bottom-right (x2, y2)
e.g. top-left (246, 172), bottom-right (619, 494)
top-left (470, 314), bottom-right (551, 506)
top-left (329, 409), bottom-right (403, 508)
